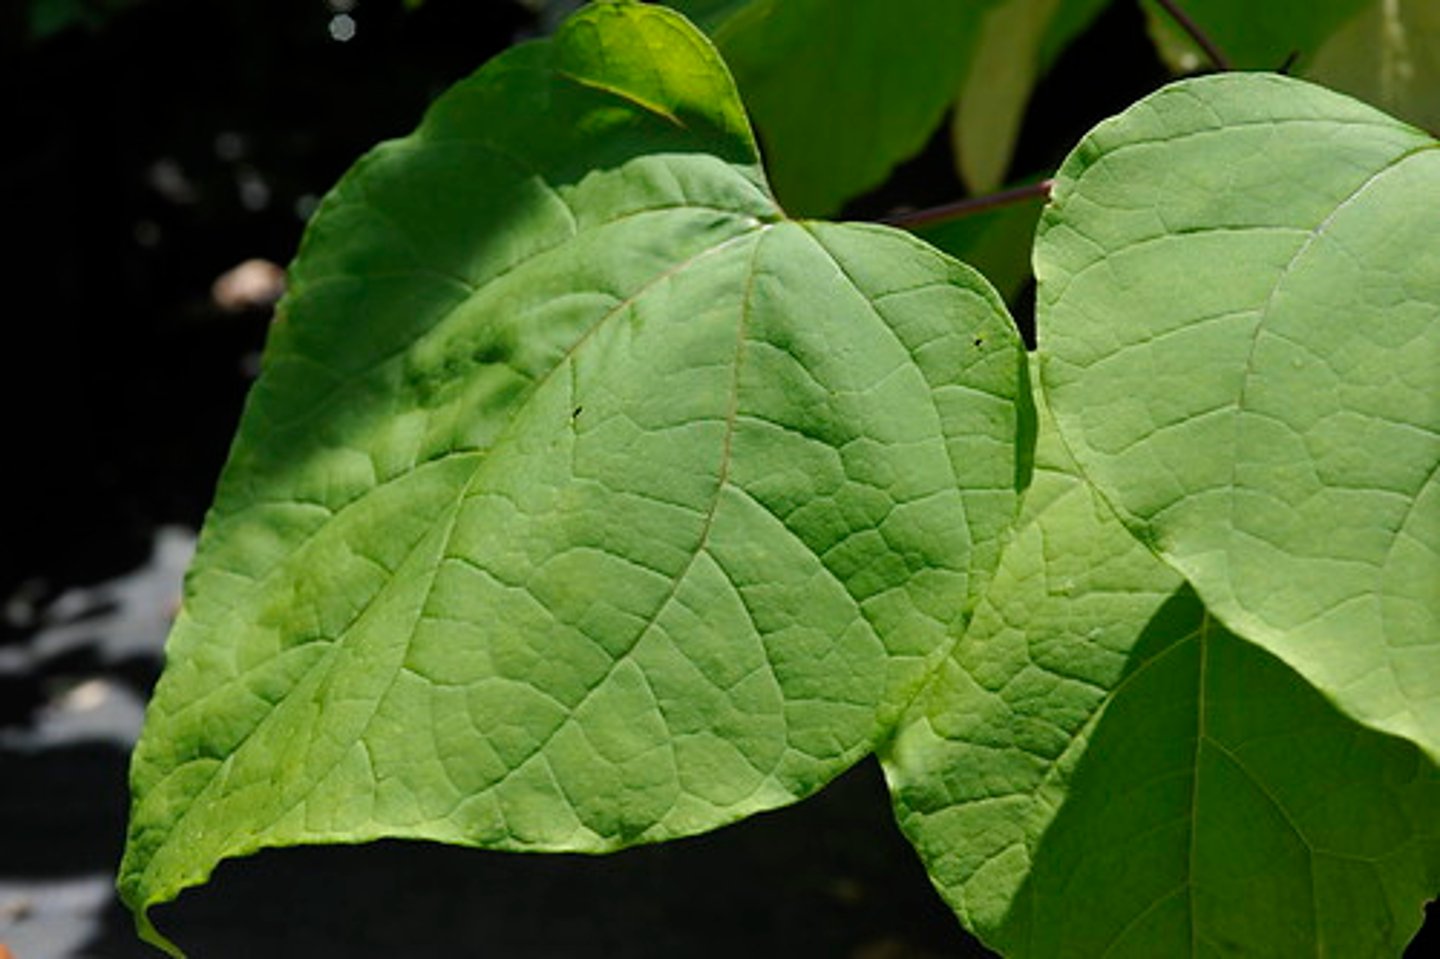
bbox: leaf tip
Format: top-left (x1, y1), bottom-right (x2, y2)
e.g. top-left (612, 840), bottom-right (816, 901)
top-left (129, 900), bottom-right (186, 959)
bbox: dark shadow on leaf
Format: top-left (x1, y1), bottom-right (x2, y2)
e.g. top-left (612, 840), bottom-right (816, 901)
top-left (993, 587), bottom-right (1440, 957)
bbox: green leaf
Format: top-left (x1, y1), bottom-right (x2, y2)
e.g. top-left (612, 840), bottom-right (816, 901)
top-left (1311, 0), bottom-right (1440, 136)
top-left (884, 368), bottom-right (1440, 956)
top-left (668, 0), bottom-right (1005, 216)
top-left (118, 2), bottom-right (1026, 951)
top-left (1035, 74), bottom-right (1440, 757)
top-left (952, 0), bottom-right (1111, 193)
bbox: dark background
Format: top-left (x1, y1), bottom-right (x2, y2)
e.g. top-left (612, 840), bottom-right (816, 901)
top-left (1, 1), bottom-right (1434, 956)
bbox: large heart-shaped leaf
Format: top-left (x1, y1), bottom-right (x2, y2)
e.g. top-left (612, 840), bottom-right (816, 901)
top-left (1036, 74), bottom-right (1439, 756)
top-left (883, 369), bottom-right (1440, 956)
top-left (118, 3), bottom-right (1026, 951)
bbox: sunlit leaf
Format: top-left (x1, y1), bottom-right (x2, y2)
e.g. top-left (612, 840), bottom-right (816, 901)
top-left (884, 366), bottom-right (1440, 956)
top-left (117, 4), bottom-right (1026, 952)
top-left (1036, 73), bottom-right (1440, 757)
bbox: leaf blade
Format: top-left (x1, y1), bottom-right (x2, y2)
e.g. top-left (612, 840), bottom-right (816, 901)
top-left (1035, 73), bottom-right (1440, 756)
top-left (118, 4), bottom-right (1027, 949)
top-left (883, 365), bottom-right (1440, 956)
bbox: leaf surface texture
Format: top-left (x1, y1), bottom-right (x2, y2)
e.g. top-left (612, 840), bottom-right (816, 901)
top-left (884, 365), bottom-right (1440, 956)
top-left (118, 4), bottom-right (1025, 950)
top-left (1036, 74), bottom-right (1440, 757)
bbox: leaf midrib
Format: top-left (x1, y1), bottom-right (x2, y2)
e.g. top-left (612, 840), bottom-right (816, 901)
top-left (457, 225), bottom-right (771, 818)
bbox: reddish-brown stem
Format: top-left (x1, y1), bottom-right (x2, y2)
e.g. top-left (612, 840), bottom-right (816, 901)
top-left (879, 179), bottom-right (1054, 231)
top-left (1155, 0), bottom-right (1231, 71)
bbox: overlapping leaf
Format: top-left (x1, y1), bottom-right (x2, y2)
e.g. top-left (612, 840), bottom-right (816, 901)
top-left (1036, 74), bottom-right (1440, 757)
top-left (117, 3), bottom-right (1026, 952)
top-left (118, 5), bottom-right (1440, 956)
top-left (883, 368), bottom-right (1440, 956)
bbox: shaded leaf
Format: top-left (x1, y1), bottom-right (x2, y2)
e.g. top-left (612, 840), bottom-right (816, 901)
top-left (668, 0), bottom-right (1005, 215)
top-left (1311, 0), bottom-right (1440, 136)
top-left (1142, 0), bottom-right (1371, 72)
top-left (1036, 74), bottom-right (1440, 756)
top-left (1143, 0), bottom-right (1440, 139)
top-left (953, 0), bottom-right (1111, 193)
top-left (118, 3), bottom-right (1026, 952)
top-left (884, 366), bottom-right (1440, 956)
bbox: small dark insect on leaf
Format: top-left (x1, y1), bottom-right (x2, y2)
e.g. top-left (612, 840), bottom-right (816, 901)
top-left (572, 405), bottom-right (583, 419)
